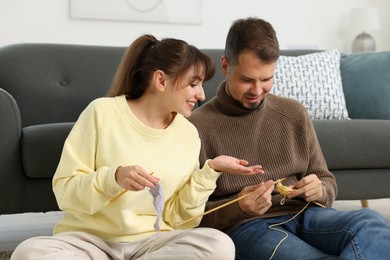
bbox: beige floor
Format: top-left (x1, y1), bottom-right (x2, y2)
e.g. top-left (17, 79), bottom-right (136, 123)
top-left (0, 200), bottom-right (388, 260)
top-left (333, 198), bottom-right (390, 222)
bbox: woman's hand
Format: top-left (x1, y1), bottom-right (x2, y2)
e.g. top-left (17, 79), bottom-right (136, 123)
top-left (208, 155), bottom-right (264, 175)
top-left (115, 165), bottom-right (160, 191)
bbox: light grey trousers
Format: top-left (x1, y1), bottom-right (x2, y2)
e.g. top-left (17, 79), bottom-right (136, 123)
top-left (11, 228), bottom-right (234, 260)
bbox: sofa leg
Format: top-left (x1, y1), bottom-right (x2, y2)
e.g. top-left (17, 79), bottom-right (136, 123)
top-left (361, 199), bottom-right (369, 208)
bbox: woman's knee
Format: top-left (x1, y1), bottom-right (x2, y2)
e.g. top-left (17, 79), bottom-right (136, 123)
top-left (11, 237), bottom-right (47, 260)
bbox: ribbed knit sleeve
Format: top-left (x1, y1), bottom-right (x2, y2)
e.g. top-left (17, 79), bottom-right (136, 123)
top-left (189, 83), bottom-right (337, 232)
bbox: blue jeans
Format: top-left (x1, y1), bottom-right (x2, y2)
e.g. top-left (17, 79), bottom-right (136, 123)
top-left (228, 207), bottom-right (390, 260)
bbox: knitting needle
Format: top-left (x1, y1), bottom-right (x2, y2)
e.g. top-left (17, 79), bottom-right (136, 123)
top-left (173, 189), bottom-right (255, 228)
top-left (109, 190), bottom-right (128, 203)
top-left (174, 179), bottom-right (282, 228)
top-left (110, 172), bottom-right (154, 203)
top-left (311, 201), bottom-right (325, 208)
top-left (174, 178), bottom-right (324, 228)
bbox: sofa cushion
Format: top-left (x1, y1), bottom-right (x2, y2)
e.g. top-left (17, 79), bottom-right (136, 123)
top-left (331, 169), bottom-right (390, 200)
top-left (21, 123), bottom-right (74, 178)
top-left (272, 49), bottom-right (349, 120)
top-left (313, 119), bottom-right (390, 170)
top-left (341, 51), bottom-right (390, 120)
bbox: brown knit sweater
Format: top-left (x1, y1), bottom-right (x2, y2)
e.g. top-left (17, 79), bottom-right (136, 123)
top-left (189, 81), bottom-right (337, 232)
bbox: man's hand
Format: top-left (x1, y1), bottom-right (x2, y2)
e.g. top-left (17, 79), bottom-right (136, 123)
top-left (238, 180), bottom-right (274, 216)
top-left (208, 155), bottom-right (264, 175)
top-left (288, 174), bottom-right (323, 202)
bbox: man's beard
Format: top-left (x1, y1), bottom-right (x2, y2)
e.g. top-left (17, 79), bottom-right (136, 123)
top-left (233, 96), bottom-right (264, 111)
top-left (225, 83), bottom-right (266, 111)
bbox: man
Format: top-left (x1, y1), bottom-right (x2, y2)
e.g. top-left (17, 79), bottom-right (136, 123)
top-left (189, 17), bottom-right (390, 259)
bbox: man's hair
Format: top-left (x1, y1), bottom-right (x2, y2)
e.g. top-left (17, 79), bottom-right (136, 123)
top-left (224, 17), bottom-right (280, 66)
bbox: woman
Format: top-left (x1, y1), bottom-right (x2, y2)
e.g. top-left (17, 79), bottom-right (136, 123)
top-left (11, 35), bottom-right (262, 259)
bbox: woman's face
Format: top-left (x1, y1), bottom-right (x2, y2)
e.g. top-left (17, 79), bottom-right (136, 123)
top-left (167, 66), bottom-right (206, 117)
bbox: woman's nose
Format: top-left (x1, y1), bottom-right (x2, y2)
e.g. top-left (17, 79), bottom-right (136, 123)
top-left (196, 86), bottom-right (206, 101)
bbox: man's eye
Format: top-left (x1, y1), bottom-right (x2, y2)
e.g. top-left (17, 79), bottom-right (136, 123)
top-left (242, 78), bottom-right (252, 83)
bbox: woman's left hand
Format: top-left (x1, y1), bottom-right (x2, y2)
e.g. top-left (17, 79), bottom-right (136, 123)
top-left (208, 155), bottom-right (264, 175)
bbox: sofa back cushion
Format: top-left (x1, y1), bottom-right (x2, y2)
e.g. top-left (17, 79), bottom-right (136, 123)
top-left (341, 51), bottom-right (390, 120)
top-left (0, 43), bottom-right (126, 127)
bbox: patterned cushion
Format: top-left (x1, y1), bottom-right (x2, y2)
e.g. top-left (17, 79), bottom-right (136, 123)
top-left (271, 50), bottom-right (349, 120)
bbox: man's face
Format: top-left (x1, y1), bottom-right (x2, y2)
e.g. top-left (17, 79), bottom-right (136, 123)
top-left (222, 50), bottom-right (276, 109)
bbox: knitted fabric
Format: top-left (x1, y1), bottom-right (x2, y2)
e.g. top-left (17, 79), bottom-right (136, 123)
top-left (149, 182), bottom-right (164, 231)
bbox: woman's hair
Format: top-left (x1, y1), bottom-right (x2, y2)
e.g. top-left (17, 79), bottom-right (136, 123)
top-left (224, 17), bottom-right (280, 66)
top-left (107, 34), bottom-right (215, 98)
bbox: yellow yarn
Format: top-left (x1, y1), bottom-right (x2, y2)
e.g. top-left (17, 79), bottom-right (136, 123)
top-left (275, 178), bottom-right (293, 205)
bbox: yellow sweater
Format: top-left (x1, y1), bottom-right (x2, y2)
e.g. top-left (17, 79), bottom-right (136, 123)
top-left (53, 95), bottom-right (220, 242)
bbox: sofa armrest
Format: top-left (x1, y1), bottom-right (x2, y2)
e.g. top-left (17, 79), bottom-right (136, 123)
top-left (21, 122), bottom-right (74, 179)
top-left (0, 88), bottom-right (25, 213)
top-left (313, 119), bottom-right (390, 170)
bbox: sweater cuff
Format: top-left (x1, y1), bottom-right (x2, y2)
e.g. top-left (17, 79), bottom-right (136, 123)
top-left (193, 159), bottom-right (222, 187)
top-left (104, 165), bottom-right (124, 196)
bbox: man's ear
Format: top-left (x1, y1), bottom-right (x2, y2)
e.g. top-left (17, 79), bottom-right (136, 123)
top-left (221, 56), bottom-right (229, 76)
top-left (153, 70), bottom-right (167, 92)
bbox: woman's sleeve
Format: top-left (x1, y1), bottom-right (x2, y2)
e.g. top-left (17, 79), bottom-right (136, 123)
top-left (162, 140), bottom-right (221, 229)
top-left (52, 102), bottom-right (122, 215)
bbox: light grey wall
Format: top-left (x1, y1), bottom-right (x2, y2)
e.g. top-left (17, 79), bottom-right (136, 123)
top-left (1, 0), bottom-right (388, 53)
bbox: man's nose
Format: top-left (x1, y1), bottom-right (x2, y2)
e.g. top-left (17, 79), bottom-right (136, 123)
top-left (251, 81), bottom-right (265, 95)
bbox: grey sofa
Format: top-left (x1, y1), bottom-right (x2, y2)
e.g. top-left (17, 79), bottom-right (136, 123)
top-left (1, 43), bottom-right (390, 253)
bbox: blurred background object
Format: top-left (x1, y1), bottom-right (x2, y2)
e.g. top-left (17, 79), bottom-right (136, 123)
top-left (350, 7), bottom-right (381, 53)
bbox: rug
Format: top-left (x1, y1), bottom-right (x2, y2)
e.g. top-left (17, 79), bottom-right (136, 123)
top-left (0, 251), bottom-right (13, 260)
